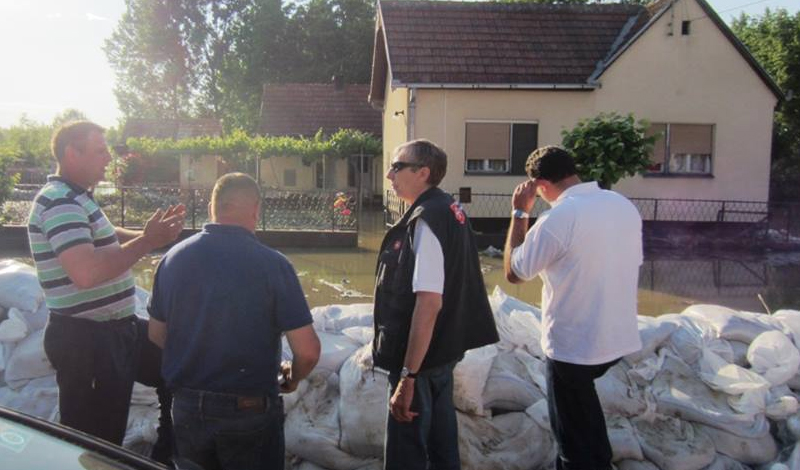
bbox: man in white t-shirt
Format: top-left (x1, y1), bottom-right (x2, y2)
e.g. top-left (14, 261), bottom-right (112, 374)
top-left (503, 145), bottom-right (643, 470)
top-left (373, 139), bottom-right (498, 470)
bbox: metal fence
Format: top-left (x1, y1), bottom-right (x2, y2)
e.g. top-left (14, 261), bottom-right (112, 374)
top-left (384, 191), bottom-right (800, 242)
top-left (4, 184), bottom-right (358, 232)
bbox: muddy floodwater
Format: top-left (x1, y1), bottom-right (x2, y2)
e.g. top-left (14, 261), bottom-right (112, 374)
top-left (125, 212), bottom-right (800, 316)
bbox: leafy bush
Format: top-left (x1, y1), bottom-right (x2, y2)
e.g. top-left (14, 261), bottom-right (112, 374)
top-left (561, 112), bottom-right (657, 189)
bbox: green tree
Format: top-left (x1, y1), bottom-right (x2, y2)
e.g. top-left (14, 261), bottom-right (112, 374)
top-left (561, 112), bottom-right (656, 189)
top-left (51, 109), bottom-right (89, 128)
top-left (0, 116), bottom-right (53, 170)
top-left (104, 0), bottom-right (376, 132)
top-left (105, 0), bottom-right (200, 119)
top-left (732, 9), bottom-right (800, 201)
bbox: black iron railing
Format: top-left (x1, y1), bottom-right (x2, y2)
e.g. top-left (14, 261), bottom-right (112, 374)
top-left (4, 184), bottom-right (357, 232)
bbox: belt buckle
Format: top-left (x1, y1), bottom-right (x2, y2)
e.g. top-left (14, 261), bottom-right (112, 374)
top-left (236, 396), bottom-right (265, 411)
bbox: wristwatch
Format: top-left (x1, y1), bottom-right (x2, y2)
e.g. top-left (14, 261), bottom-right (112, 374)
top-left (512, 209), bottom-right (530, 219)
top-left (400, 366), bottom-right (418, 379)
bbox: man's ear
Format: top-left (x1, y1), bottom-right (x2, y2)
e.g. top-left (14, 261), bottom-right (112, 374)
top-left (417, 166), bottom-right (431, 183)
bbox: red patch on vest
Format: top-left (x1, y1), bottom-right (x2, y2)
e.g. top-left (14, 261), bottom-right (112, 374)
top-left (393, 240), bottom-right (402, 250)
top-left (450, 202), bottom-right (466, 225)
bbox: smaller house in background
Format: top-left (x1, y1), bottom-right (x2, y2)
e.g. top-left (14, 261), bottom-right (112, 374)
top-left (119, 118), bottom-right (224, 189)
top-left (259, 80), bottom-right (382, 197)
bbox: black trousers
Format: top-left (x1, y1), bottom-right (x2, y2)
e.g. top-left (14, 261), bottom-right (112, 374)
top-left (44, 314), bottom-right (172, 462)
top-left (545, 357), bottom-right (620, 470)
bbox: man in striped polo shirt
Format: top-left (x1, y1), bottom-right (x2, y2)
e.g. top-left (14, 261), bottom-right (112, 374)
top-left (27, 121), bottom-right (185, 449)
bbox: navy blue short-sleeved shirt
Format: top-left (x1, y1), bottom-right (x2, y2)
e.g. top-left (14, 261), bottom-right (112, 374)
top-left (148, 224), bottom-right (312, 396)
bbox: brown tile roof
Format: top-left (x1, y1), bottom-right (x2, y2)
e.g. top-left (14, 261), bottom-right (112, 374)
top-left (121, 118), bottom-right (223, 140)
top-left (259, 83), bottom-right (382, 137)
top-left (377, 0), bottom-right (646, 86)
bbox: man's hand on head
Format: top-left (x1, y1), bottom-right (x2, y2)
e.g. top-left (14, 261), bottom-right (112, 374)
top-left (512, 180), bottom-right (538, 214)
top-left (142, 204), bottom-right (186, 250)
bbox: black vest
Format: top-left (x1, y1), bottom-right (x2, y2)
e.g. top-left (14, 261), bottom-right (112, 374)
top-left (372, 187), bottom-right (499, 373)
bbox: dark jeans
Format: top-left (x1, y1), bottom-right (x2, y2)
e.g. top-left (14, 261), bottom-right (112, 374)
top-left (43, 314), bottom-right (173, 462)
top-left (546, 357), bottom-right (620, 470)
top-left (171, 388), bottom-right (285, 470)
top-left (385, 360), bottom-right (460, 470)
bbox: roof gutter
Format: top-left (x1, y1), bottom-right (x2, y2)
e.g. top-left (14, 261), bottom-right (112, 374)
top-left (394, 81), bottom-right (598, 91)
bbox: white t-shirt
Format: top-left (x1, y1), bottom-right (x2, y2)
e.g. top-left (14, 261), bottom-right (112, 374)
top-left (411, 219), bottom-right (444, 294)
top-left (511, 182), bottom-right (643, 365)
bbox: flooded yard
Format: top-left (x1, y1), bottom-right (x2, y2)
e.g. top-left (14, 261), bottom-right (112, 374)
top-left (125, 212), bottom-right (800, 316)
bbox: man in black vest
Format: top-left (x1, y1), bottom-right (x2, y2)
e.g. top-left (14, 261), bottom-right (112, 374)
top-left (373, 139), bottom-right (499, 470)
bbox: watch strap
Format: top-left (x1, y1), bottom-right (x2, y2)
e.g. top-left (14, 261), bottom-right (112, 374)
top-left (512, 209), bottom-right (530, 219)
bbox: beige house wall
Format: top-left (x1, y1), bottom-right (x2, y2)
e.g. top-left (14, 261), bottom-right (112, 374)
top-left (381, 0), bottom-right (777, 209)
top-left (259, 156), bottom-right (316, 190)
top-left (381, 73), bottom-right (409, 195)
top-left (595, 0), bottom-right (777, 201)
top-left (179, 155), bottom-right (219, 189)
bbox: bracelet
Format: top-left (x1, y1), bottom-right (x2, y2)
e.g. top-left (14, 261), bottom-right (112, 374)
top-left (511, 209), bottom-right (530, 219)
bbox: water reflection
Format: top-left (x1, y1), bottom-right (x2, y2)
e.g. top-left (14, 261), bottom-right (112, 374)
top-left (13, 210), bottom-right (800, 316)
top-left (127, 220), bottom-right (800, 317)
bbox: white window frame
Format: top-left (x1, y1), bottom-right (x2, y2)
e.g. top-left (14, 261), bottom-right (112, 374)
top-left (464, 120), bottom-right (539, 175)
top-left (647, 123), bottom-right (715, 176)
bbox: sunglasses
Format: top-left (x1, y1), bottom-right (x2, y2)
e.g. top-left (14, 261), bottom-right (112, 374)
top-left (389, 161), bottom-right (423, 173)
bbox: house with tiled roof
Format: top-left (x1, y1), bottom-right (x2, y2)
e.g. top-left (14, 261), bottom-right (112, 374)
top-left (119, 118), bottom-right (224, 188)
top-left (370, 0), bottom-right (782, 218)
top-left (258, 81), bottom-right (382, 196)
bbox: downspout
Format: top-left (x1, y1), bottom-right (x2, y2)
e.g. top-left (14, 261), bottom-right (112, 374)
top-left (407, 88), bottom-right (416, 141)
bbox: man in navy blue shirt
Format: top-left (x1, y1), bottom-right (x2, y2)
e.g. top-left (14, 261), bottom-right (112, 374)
top-left (148, 173), bottom-right (320, 470)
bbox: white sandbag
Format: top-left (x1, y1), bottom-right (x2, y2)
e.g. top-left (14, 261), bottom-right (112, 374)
top-left (765, 386), bottom-right (799, 420)
top-left (23, 302), bottom-right (49, 332)
top-left (453, 344), bottom-right (497, 416)
top-left (694, 422), bottom-right (777, 465)
top-left (624, 315), bottom-right (680, 365)
top-left (617, 460), bottom-right (660, 470)
top-left (729, 340), bottom-right (750, 367)
top-left (682, 304), bottom-right (783, 344)
top-left (703, 453), bottom-right (755, 470)
top-left (772, 310), bottom-right (800, 348)
top-left (311, 304), bottom-right (374, 333)
top-left (0, 310), bottom-right (28, 342)
top-left (667, 314), bottom-right (733, 365)
top-left (608, 415), bottom-right (643, 462)
top-left (698, 348), bottom-right (770, 396)
top-left (597, 362), bottom-right (646, 417)
top-left (651, 356), bottom-right (770, 438)
top-left (285, 373), bottom-right (378, 470)
top-left (482, 350), bottom-right (544, 412)
top-left (284, 331), bottom-right (360, 379)
top-left (747, 331), bottom-right (800, 386)
top-left (634, 415), bottom-right (716, 470)
top-left (488, 287), bottom-right (543, 357)
top-left (5, 329), bottom-right (54, 389)
top-left (341, 326), bottom-right (373, 346)
top-left (0, 375), bottom-right (58, 420)
top-left (525, 399), bottom-right (550, 431)
top-left (123, 404), bottom-right (160, 450)
top-left (457, 410), bottom-right (556, 470)
top-left (339, 345), bottom-right (388, 459)
top-left (0, 260), bottom-right (43, 312)
top-left (131, 382), bottom-right (159, 406)
top-left (133, 286), bottom-right (151, 319)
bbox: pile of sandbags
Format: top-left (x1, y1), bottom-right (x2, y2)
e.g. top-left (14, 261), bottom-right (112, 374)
top-left (283, 288), bottom-right (800, 470)
top-left (4, 257), bottom-right (800, 470)
top-left (0, 259), bottom-right (160, 452)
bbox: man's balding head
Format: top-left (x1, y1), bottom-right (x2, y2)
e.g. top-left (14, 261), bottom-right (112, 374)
top-left (210, 173), bottom-right (261, 230)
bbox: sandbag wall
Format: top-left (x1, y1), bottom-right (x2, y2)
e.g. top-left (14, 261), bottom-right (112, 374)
top-left (3, 256), bottom-right (800, 469)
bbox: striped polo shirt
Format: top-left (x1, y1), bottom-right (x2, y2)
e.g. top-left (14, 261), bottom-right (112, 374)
top-left (27, 176), bottom-right (136, 321)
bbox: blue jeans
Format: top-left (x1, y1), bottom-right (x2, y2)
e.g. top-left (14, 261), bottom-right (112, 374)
top-left (546, 358), bottom-right (620, 470)
top-left (385, 360), bottom-right (461, 470)
top-left (171, 388), bottom-right (284, 470)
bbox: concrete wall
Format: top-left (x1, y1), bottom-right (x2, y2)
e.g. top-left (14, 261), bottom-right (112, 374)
top-left (260, 155), bottom-right (316, 190)
top-left (180, 155), bottom-right (220, 189)
top-left (381, 73), bottom-right (409, 196)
